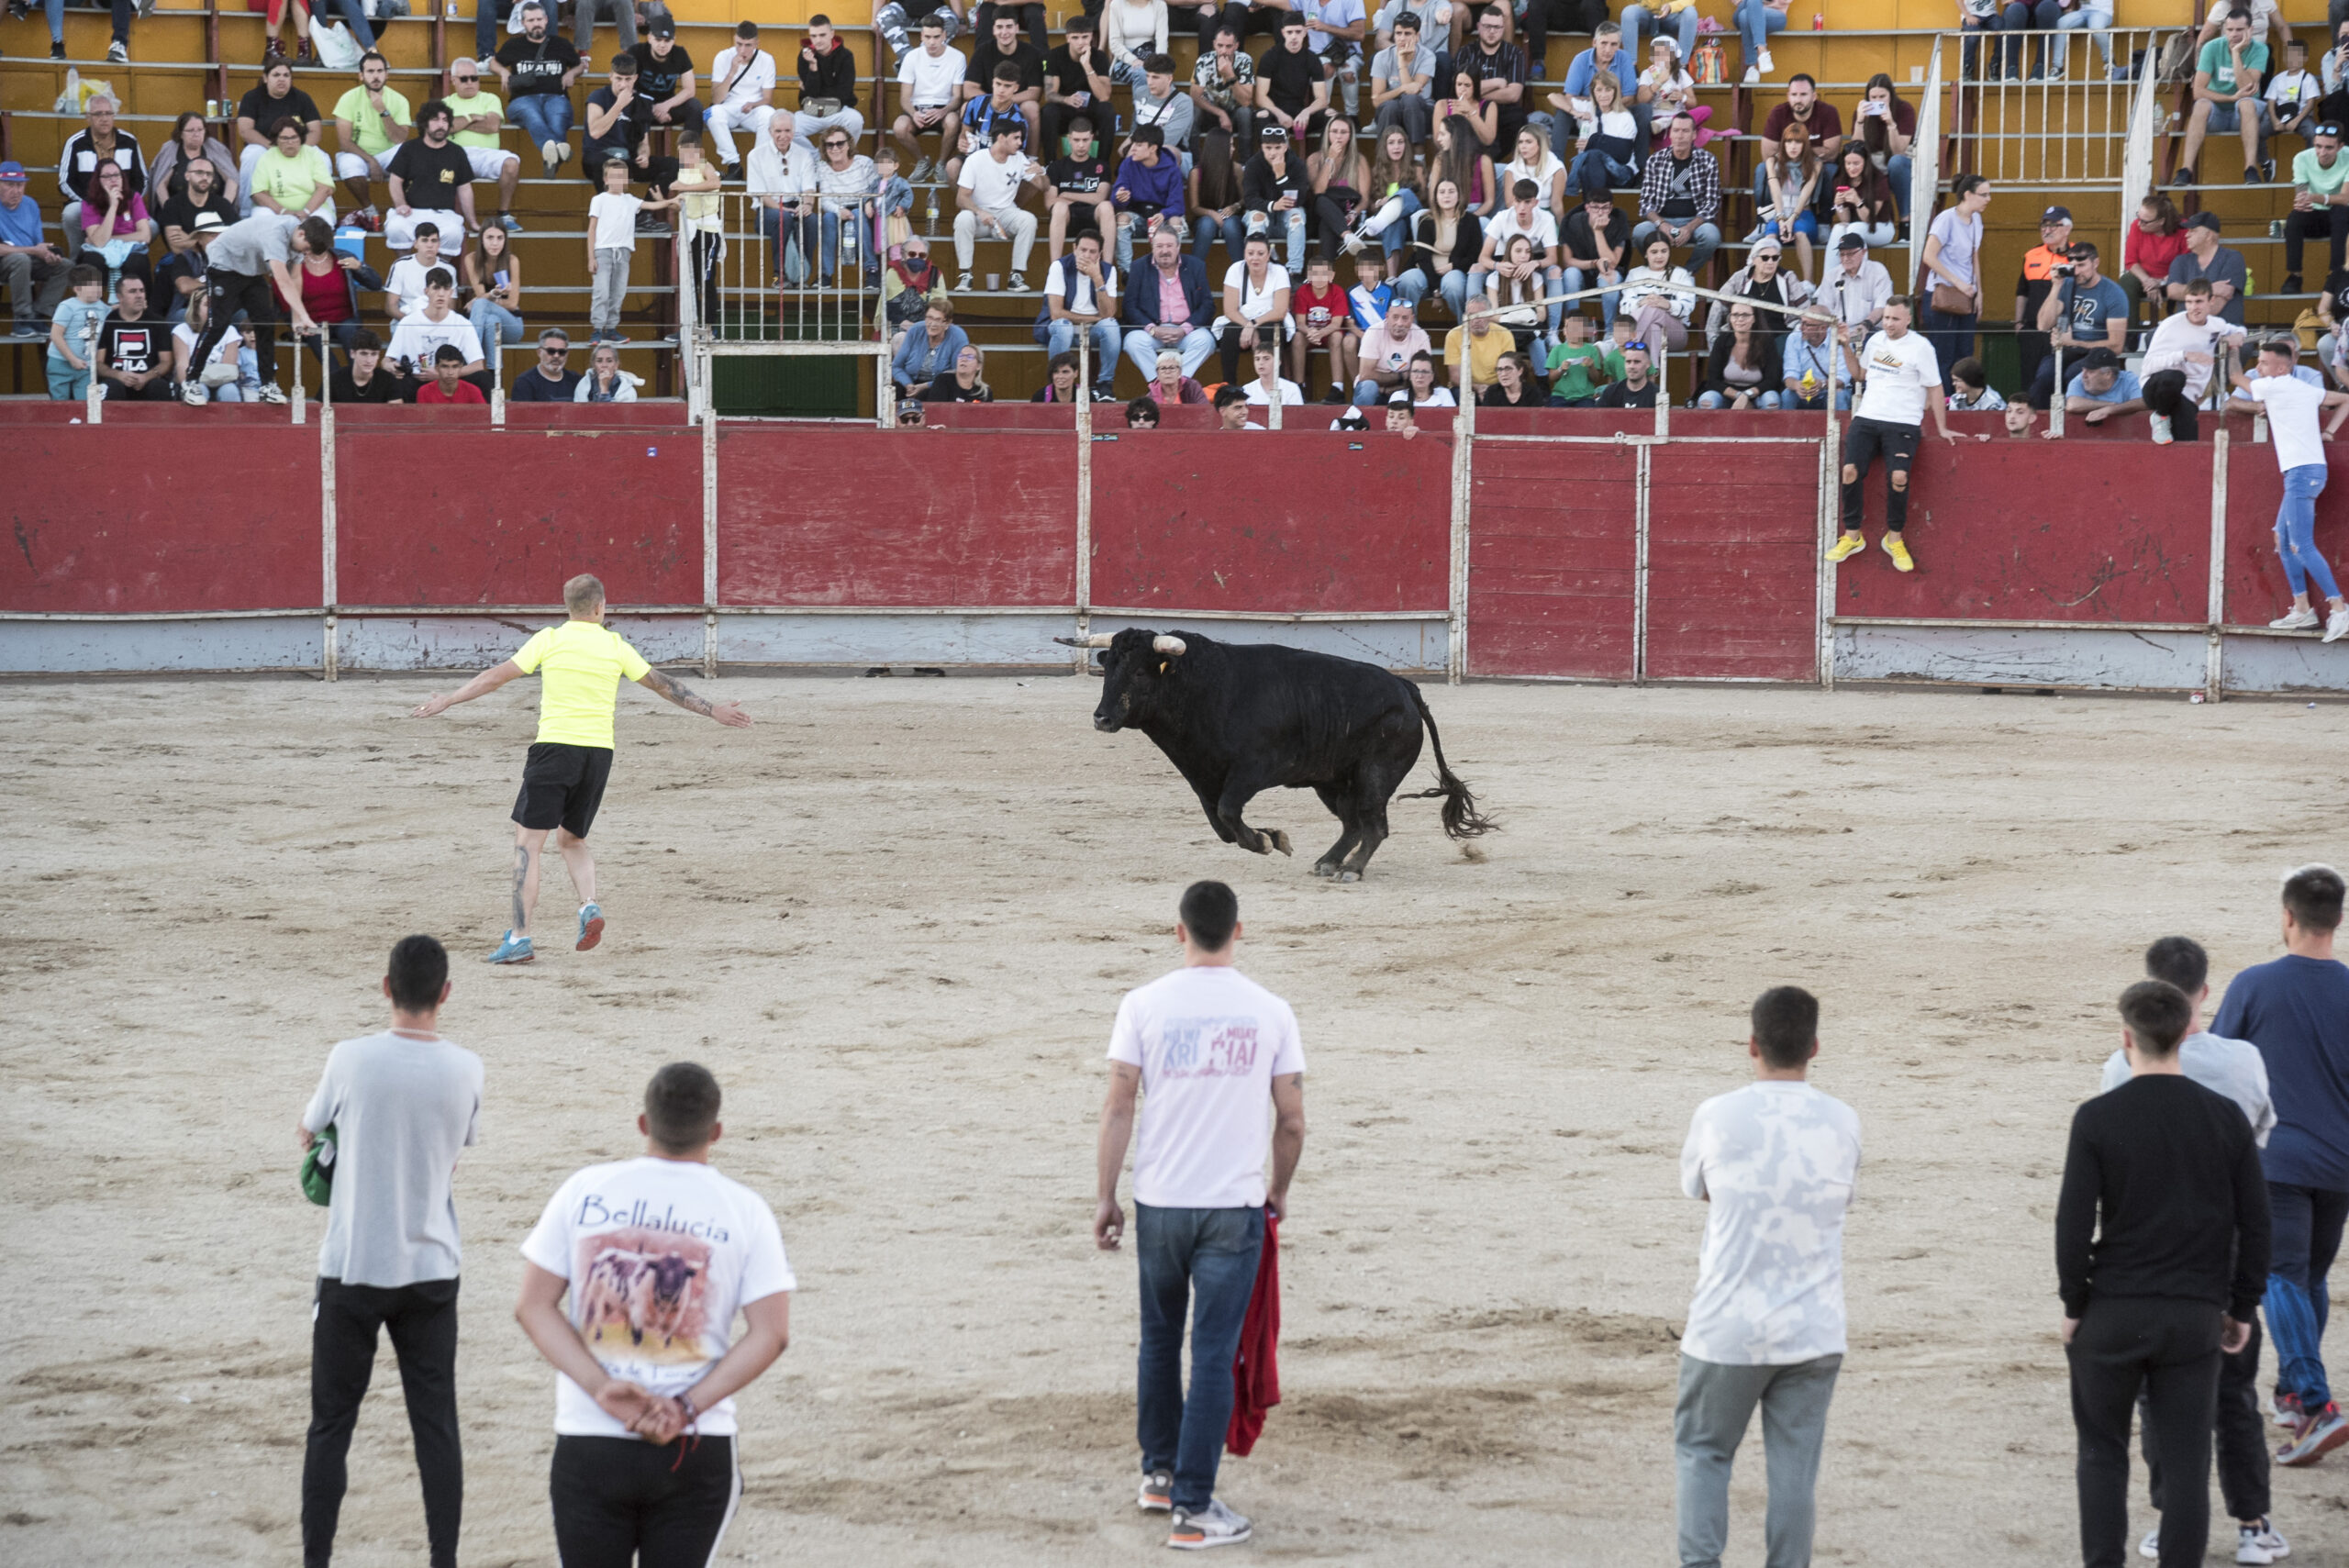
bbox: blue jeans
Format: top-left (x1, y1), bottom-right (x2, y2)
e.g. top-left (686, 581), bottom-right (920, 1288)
top-left (1620, 3), bottom-right (1700, 63)
top-left (1698, 388), bottom-right (1782, 407)
top-left (1885, 151), bottom-right (1913, 217)
top-left (1631, 218), bottom-right (1720, 274)
top-left (760, 206), bottom-right (818, 284)
top-left (1572, 150), bottom-right (1639, 204)
top-left (2276, 464), bottom-right (2344, 601)
top-left (1561, 265), bottom-right (1622, 326)
top-left (1393, 265), bottom-right (1470, 319)
top-left (507, 94), bottom-right (574, 150)
top-left (321, 0), bottom-right (377, 50)
top-left (473, 0), bottom-right (509, 57)
top-left (48, 0), bottom-right (132, 43)
top-left (469, 299), bottom-right (526, 354)
top-left (2266, 1183), bottom-right (2348, 1410)
top-left (1036, 316), bottom-right (1121, 386)
top-left (1243, 208), bottom-right (1308, 274)
top-left (2054, 4), bottom-right (2116, 71)
top-left (1193, 212), bottom-right (1247, 266)
top-left (1733, 0), bottom-right (1787, 70)
top-left (1136, 1203), bottom-right (1264, 1514)
top-left (1964, 0), bottom-right (2061, 77)
top-left (1920, 303), bottom-right (1976, 393)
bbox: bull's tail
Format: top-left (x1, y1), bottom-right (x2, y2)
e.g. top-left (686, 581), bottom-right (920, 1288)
top-left (1400, 682), bottom-right (1497, 840)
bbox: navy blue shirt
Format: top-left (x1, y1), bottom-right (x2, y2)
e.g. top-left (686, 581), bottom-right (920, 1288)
top-left (2214, 954), bottom-right (2349, 1190)
top-left (2054, 276), bottom-right (2128, 349)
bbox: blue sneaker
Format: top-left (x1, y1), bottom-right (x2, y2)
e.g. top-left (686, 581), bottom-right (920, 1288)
top-left (484, 929), bottom-right (535, 965)
top-left (576, 903), bottom-right (605, 951)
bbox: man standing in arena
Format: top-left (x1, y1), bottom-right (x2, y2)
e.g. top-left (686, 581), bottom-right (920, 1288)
top-left (1675, 985), bottom-right (1861, 1568)
top-left (2213, 865), bottom-right (2349, 1464)
top-left (408, 573), bottom-right (751, 964)
top-left (517, 1062), bottom-right (794, 1563)
top-left (2059, 981), bottom-right (2270, 1568)
top-left (297, 935), bottom-right (484, 1568)
top-left (1826, 297), bottom-right (1958, 574)
top-left (2100, 939), bottom-right (2289, 1565)
top-left (1095, 881), bottom-right (1306, 1551)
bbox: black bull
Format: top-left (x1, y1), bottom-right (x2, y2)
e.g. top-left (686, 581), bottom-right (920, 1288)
top-left (1060, 628), bottom-right (1497, 880)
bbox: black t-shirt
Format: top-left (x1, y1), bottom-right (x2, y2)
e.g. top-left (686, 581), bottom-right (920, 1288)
top-left (507, 364), bottom-right (584, 401)
top-left (330, 365), bottom-right (404, 403)
top-left (238, 84), bottom-right (321, 137)
top-left (495, 32), bottom-right (583, 96)
top-left (1562, 206), bottom-right (1630, 264)
top-left (1044, 43), bottom-right (1108, 104)
top-left (970, 39), bottom-right (1048, 95)
top-left (918, 377), bottom-right (991, 402)
top-left (386, 139), bottom-right (474, 208)
top-left (584, 86), bottom-right (653, 161)
top-left (628, 41), bottom-right (696, 104)
top-left (2324, 268), bottom-right (2349, 324)
top-left (1455, 39), bottom-right (1528, 140)
top-left (1480, 381), bottom-right (1535, 406)
top-left (98, 313), bottom-right (166, 375)
top-left (159, 188), bottom-right (237, 239)
top-left (1257, 45), bottom-right (1326, 117)
top-left (1596, 377), bottom-right (1658, 407)
top-left (1049, 154), bottom-right (1108, 202)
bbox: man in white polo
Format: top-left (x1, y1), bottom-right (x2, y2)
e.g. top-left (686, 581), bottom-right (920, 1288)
top-left (1095, 880), bottom-right (1307, 1551)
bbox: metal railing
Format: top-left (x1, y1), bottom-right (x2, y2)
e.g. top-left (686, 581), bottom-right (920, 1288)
top-left (1949, 27), bottom-right (2165, 188)
top-left (704, 190), bottom-right (885, 350)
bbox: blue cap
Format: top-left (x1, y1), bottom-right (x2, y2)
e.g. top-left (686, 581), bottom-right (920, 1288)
top-left (0, 161), bottom-right (28, 181)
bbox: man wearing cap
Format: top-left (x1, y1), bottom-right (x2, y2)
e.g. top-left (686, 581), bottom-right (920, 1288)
top-left (2012, 206), bottom-right (2074, 401)
top-left (2061, 346), bottom-right (2145, 428)
top-left (0, 161), bottom-right (66, 340)
top-left (2165, 210), bottom-right (2248, 328)
top-left (1818, 230), bottom-right (1892, 337)
top-left (2028, 239), bottom-right (2127, 411)
top-left (629, 17), bottom-right (704, 136)
top-left (2282, 122), bottom-right (2349, 294)
top-left (184, 209), bottom-right (329, 406)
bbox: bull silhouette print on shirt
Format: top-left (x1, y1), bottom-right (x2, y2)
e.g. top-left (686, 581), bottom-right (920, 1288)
top-left (575, 1228), bottom-right (715, 1362)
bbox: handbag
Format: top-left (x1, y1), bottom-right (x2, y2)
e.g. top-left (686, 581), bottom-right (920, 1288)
top-left (1691, 39), bottom-right (1725, 85)
top-left (804, 97), bottom-right (843, 117)
top-left (1930, 282), bottom-right (1974, 316)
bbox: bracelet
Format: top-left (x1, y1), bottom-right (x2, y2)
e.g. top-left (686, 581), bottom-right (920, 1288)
top-left (679, 1395), bottom-right (700, 1429)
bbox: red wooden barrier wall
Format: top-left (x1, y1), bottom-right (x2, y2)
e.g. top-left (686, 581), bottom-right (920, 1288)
top-left (2223, 439), bottom-right (2349, 627)
top-left (1088, 432), bottom-right (1450, 614)
top-left (716, 428), bottom-right (1077, 606)
top-left (5, 427), bottom-right (323, 613)
top-left (1466, 440), bottom-right (1639, 679)
top-left (1647, 440), bottom-right (1820, 681)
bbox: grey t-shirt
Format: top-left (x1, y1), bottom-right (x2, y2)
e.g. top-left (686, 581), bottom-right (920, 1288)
top-left (2100, 1029), bottom-right (2276, 1146)
top-left (2165, 244), bottom-right (2250, 327)
top-left (206, 212), bottom-right (296, 278)
top-left (303, 1029), bottom-right (484, 1287)
top-left (1130, 81), bottom-right (1195, 150)
top-left (1370, 45), bottom-right (1434, 103)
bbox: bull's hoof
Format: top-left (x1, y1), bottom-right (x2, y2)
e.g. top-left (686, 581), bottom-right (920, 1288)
top-left (1268, 829), bottom-right (1293, 857)
top-left (1336, 869), bottom-right (1362, 884)
top-left (1311, 861), bottom-right (1340, 879)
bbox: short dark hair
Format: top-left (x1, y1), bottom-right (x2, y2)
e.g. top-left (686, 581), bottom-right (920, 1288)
top-left (1393, 10), bottom-right (1419, 28)
top-left (1064, 17), bottom-right (1093, 35)
top-left (1180, 880), bottom-right (1240, 951)
top-left (432, 343), bottom-right (466, 364)
top-left (1048, 349), bottom-right (1079, 375)
top-left (644, 1062), bottom-right (722, 1151)
top-left (270, 114), bottom-right (306, 140)
top-left (67, 262), bottom-right (102, 288)
top-left (1950, 355), bottom-right (1987, 387)
top-left (359, 49), bottom-right (388, 70)
top-left (424, 265), bottom-right (456, 291)
top-left (1132, 123), bottom-right (1164, 147)
top-left (993, 61), bottom-right (1023, 84)
top-left (2068, 239), bottom-right (2099, 261)
top-left (386, 934), bottom-right (450, 1011)
top-left (2284, 863), bottom-right (2346, 933)
top-left (351, 327), bottom-right (384, 351)
top-left (610, 52), bottom-right (639, 72)
top-left (2119, 980), bottom-right (2192, 1057)
top-left (1751, 985), bottom-right (1819, 1070)
top-left (1146, 51), bottom-right (1175, 74)
top-left (299, 215), bottom-right (336, 255)
top-left (1512, 178), bottom-right (1538, 202)
top-left (1126, 395), bottom-right (1161, 425)
top-left (1068, 114), bottom-right (1096, 137)
top-left (414, 220), bottom-right (441, 240)
top-left (1789, 72), bottom-right (1817, 87)
top-left (1214, 21), bottom-right (1241, 39)
top-left (2143, 936), bottom-right (2210, 995)
top-left (741, 17), bottom-right (765, 34)
top-left (1213, 382), bottom-right (1248, 408)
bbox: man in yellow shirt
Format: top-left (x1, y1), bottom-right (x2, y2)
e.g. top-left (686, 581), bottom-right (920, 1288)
top-left (410, 573), bottom-right (751, 964)
top-left (1443, 295), bottom-right (1508, 394)
top-left (332, 51), bottom-right (414, 234)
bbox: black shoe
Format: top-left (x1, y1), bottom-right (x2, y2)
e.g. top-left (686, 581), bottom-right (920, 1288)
top-left (2245, 164), bottom-right (2265, 185)
top-left (2172, 164), bottom-right (2196, 187)
top-left (2285, 272), bottom-right (2303, 294)
top-left (50, 39), bottom-right (66, 57)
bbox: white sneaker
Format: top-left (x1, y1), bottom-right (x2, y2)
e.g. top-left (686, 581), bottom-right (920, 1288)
top-left (256, 383), bottom-right (288, 405)
top-left (2243, 1518), bottom-right (2290, 1561)
top-left (2236, 1521), bottom-right (2282, 1564)
top-left (2149, 412), bottom-right (2174, 445)
top-left (1742, 65), bottom-right (1760, 83)
top-left (1168, 1498), bottom-right (1252, 1551)
top-left (181, 379), bottom-right (207, 406)
top-left (2140, 1527), bottom-right (2161, 1560)
top-left (1757, 50), bottom-right (1774, 73)
top-left (2327, 605), bottom-right (2349, 642)
top-left (2270, 606), bottom-right (2321, 629)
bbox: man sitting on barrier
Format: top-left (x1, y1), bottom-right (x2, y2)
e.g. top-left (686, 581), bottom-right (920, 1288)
top-left (2140, 277), bottom-right (2246, 444)
top-left (1121, 224), bottom-right (1217, 383)
top-left (1827, 298), bottom-right (1963, 574)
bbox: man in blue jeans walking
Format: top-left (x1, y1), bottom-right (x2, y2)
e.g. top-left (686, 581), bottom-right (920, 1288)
top-left (2229, 338), bottom-right (2349, 641)
top-left (1096, 880), bottom-right (1307, 1551)
top-left (2214, 864), bottom-right (2349, 1466)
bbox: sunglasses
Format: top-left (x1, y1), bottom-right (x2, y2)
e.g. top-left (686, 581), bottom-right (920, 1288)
top-left (541, 347), bottom-right (569, 357)
top-left (825, 139), bottom-right (851, 149)
top-left (452, 73), bottom-right (478, 82)
top-left (1622, 339), bottom-right (1649, 351)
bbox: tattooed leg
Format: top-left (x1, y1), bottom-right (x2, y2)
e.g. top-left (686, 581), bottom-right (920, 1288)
top-left (553, 827), bottom-right (597, 906)
top-left (511, 826), bottom-right (551, 937)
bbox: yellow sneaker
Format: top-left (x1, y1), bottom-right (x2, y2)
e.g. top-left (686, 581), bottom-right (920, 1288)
top-left (1883, 536), bottom-right (1915, 573)
top-left (1825, 533), bottom-right (1866, 562)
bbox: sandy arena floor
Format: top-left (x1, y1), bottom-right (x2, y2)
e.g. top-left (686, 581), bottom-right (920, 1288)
top-left (1, 671), bottom-right (2343, 1567)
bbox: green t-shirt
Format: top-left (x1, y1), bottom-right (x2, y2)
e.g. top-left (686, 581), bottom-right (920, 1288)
top-left (2198, 37), bottom-right (2268, 98)
top-left (2296, 146), bottom-right (2349, 201)
top-left (332, 84), bottom-right (413, 158)
top-left (1544, 341), bottom-right (1623, 403)
top-left (444, 89), bottom-right (505, 152)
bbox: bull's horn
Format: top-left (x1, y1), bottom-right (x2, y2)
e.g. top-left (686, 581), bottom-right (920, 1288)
top-left (1153, 636), bottom-right (1186, 655)
top-left (1088, 633), bottom-right (1117, 649)
top-left (1051, 634), bottom-right (1118, 649)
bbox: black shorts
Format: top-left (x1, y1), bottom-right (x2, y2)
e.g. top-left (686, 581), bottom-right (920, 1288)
top-left (512, 742), bottom-right (614, 838)
top-left (551, 1433), bottom-right (738, 1568)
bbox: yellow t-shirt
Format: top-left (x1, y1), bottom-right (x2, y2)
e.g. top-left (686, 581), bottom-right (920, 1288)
top-left (332, 84), bottom-right (414, 159)
top-left (511, 619), bottom-right (651, 749)
top-left (1444, 322), bottom-right (1509, 388)
top-left (256, 145), bottom-right (334, 213)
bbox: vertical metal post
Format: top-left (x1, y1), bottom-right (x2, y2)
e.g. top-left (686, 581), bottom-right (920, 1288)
top-left (1817, 429), bottom-right (1837, 689)
top-left (491, 320), bottom-right (507, 427)
top-left (2048, 344), bottom-right (2065, 439)
top-left (1448, 376), bottom-right (1475, 684)
top-left (1074, 328), bottom-right (1095, 669)
top-left (320, 398), bottom-right (339, 681)
top-left (289, 321), bottom-right (306, 425)
top-left (702, 378), bottom-right (719, 680)
top-left (2207, 425), bottom-right (2230, 701)
top-left (83, 317), bottom-right (101, 425)
top-left (1632, 442), bottom-right (1652, 684)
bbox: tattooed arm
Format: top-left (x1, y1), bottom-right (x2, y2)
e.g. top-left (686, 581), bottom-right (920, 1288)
top-left (637, 667), bottom-right (754, 728)
top-left (410, 660), bottom-right (525, 718)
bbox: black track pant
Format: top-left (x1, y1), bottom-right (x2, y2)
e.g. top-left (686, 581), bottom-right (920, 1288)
top-left (2284, 206), bottom-right (2349, 280)
top-left (1839, 414), bottom-right (1920, 532)
top-left (2141, 368), bottom-right (2204, 441)
top-left (551, 1433), bottom-right (740, 1568)
top-left (191, 268), bottom-right (281, 391)
top-left (2144, 1315), bottom-right (2270, 1526)
top-left (303, 1276), bottom-right (462, 1568)
top-left (2067, 1295), bottom-right (2223, 1568)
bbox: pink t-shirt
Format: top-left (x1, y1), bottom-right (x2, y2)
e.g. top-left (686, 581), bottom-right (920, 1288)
top-left (1157, 269), bottom-right (1187, 327)
top-left (90, 193), bottom-right (150, 239)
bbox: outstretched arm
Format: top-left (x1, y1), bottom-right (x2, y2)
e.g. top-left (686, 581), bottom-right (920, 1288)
top-left (411, 659), bottom-right (525, 718)
top-left (637, 666), bottom-right (754, 728)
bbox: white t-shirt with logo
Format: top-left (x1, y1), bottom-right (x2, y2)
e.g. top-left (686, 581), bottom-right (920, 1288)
top-left (899, 44), bottom-right (969, 109)
top-left (1108, 965), bottom-right (1307, 1209)
top-left (1680, 1079), bottom-right (1862, 1366)
top-left (520, 1156), bottom-right (796, 1439)
top-left (1485, 206), bottom-right (1560, 256)
top-left (2243, 371), bottom-right (2330, 472)
top-left (960, 148), bottom-right (1034, 213)
top-left (1854, 327), bottom-right (1940, 426)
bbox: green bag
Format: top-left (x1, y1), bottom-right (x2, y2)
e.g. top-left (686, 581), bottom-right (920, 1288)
top-left (301, 1123), bottom-right (339, 1207)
